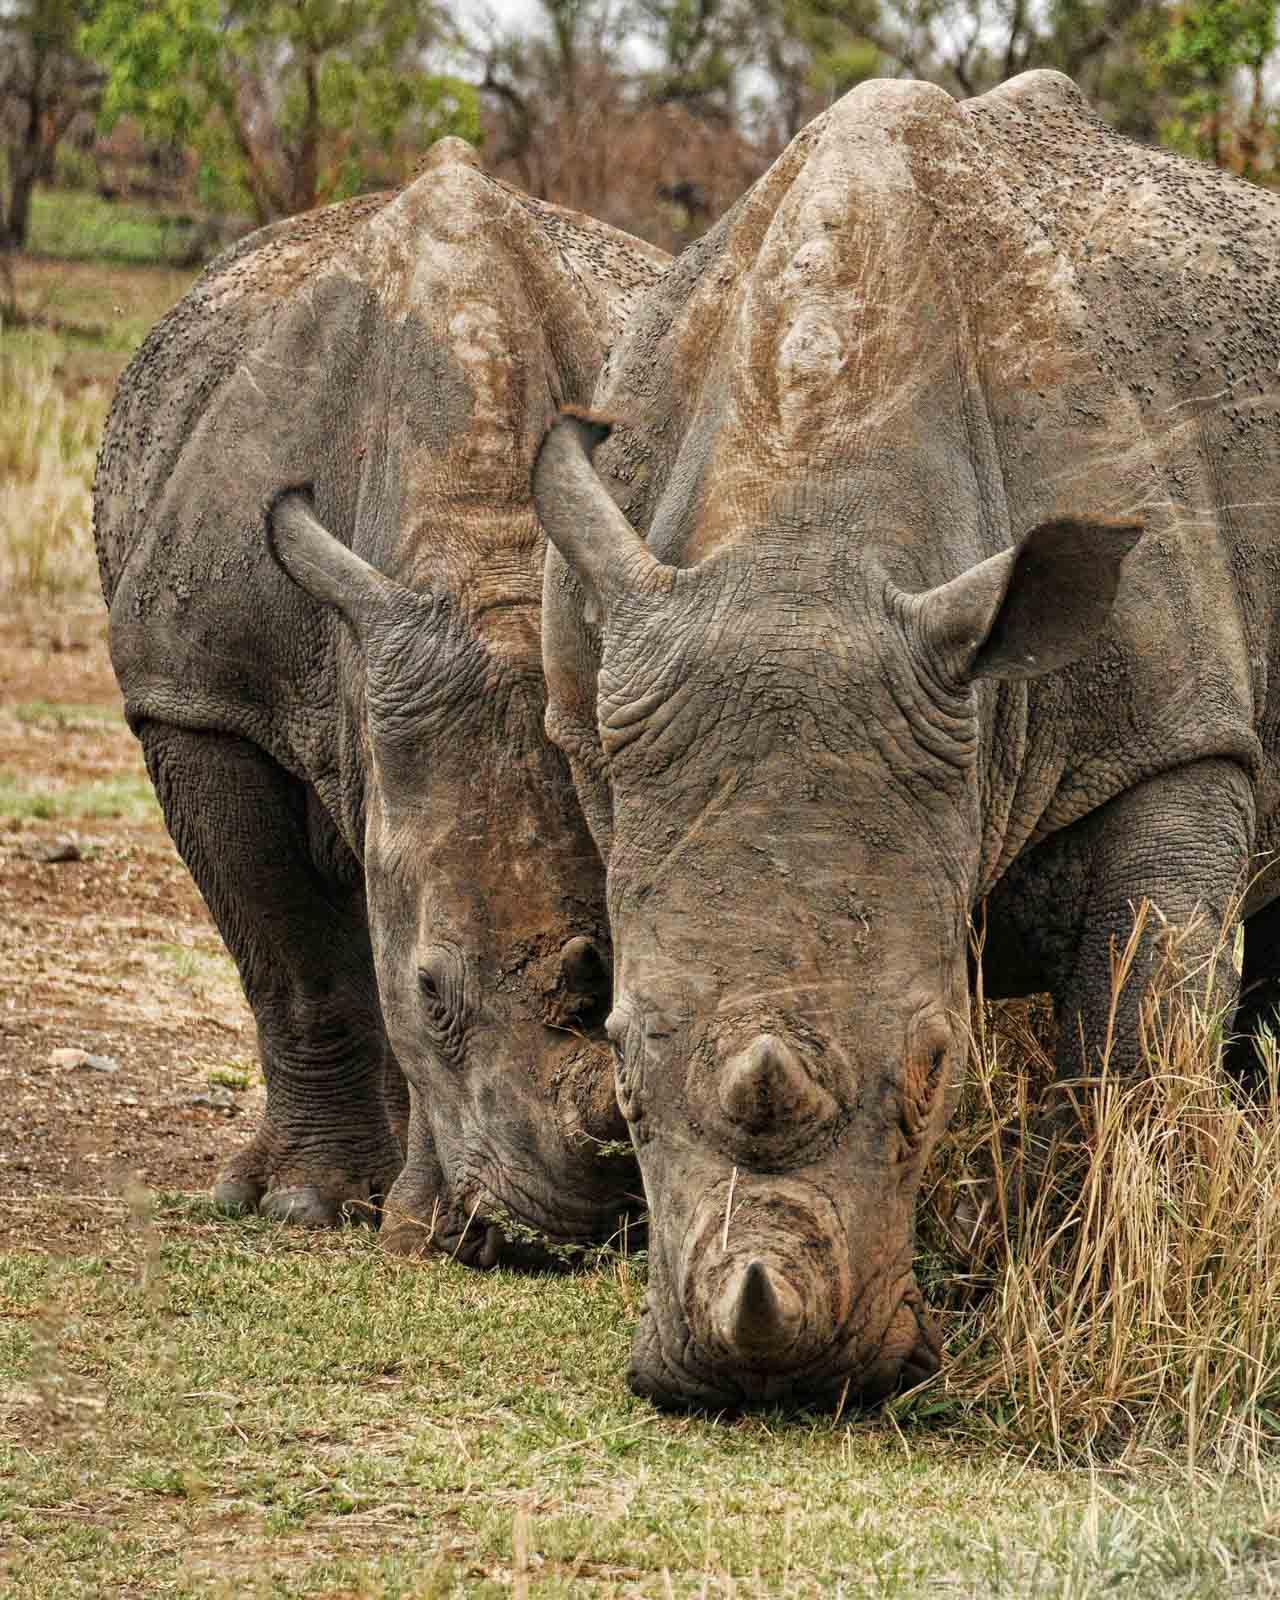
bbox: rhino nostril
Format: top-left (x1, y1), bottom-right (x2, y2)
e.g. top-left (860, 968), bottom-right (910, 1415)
top-left (559, 935), bottom-right (605, 990)
top-left (718, 1033), bottom-right (834, 1131)
top-left (713, 1258), bottom-right (804, 1358)
top-left (557, 936), bottom-right (611, 1026)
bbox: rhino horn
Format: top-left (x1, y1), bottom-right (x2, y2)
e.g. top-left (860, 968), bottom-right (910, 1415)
top-left (532, 409), bottom-right (672, 620)
top-left (719, 1033), bottom-right (835, 1132)
top-left (716, 1260), bottom-right (804, 1359)
top-left (267, 488), bottom-right (398, 645)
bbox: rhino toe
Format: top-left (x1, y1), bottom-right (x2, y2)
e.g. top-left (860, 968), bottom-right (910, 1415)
top-left (260, 1185), bottom-right (346, 1228)
top-left (212, 1174), bottom-right (265, 1216)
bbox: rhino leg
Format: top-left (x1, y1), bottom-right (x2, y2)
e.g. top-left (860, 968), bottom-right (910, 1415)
top-left (985, 759), bottom-right (1253, 1088)
top-left (1009, 760), bottom-right (1251, 1098)
top-left (139, 723), bottom-right (404, 1226)
top-left (1223, 897), bottom-right (1280, 1092)
top-left (379, 1091), bottom-right (448, 1258)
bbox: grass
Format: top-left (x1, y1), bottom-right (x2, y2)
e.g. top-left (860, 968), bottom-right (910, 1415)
top-left (909, 906), bottom-right (1280, 1468)
top-left (8, 913), bottom-right (1280, 1594)
top-left (2, 254), bottom-right (194, 360)
top-left (13, 700), bottom-right (121, 728)
top-left (0, 243), bottom-right (195, 602)
top-left (0, 341), bottom-right (109, 599)
top-left (207, 1060), bottom-right (257, 1092)
top-left (4, 1202), bottom-right (1280, 1598)
top-left (158, 941), bottom-right (238, 990)
top-left (0, 771), bottom-right (158, 822)
top-left (26, 188), bottom-right (210, 268)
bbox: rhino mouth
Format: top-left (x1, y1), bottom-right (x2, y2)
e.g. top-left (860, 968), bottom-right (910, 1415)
top-left (627, 1281), bottom-right (941, 1415)
top-left (432, 1179), bottom-right (646, 1272)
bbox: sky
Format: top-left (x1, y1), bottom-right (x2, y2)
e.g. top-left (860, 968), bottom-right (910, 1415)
top-left (461, 0), bottom-right (545, 30)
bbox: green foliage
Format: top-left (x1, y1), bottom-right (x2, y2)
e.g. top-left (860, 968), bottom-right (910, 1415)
top-left (813, 37), bottom-right (881, 99)
top-left (1161, 0), bottom-right (1277, 80)
top-left (649, 0), bottom-right (736, 101)
top-left (83, 0), bottom-right (481, 221)
top-left (1152, 0), bottom-right (1279, 168)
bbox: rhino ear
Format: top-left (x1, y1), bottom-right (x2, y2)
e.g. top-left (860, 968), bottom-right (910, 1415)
top-left (266, 488), bottom-right (396, 646)
top-left (532, 409), bottom-right (672, 623)
top-left (917, 515), bottom-right (1144, 683)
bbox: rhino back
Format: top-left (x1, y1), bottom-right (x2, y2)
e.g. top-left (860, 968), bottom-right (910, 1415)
top-left (95, 192), bottom-right (391, 601)
top-left (508, 194), bottom-right (670, 348)
top-left (965, 72), bottom-right (1280, 745)
top-left (96, 150), bottom-right (667, 838)
top-left (579, 74), bottom-right (1280, 861)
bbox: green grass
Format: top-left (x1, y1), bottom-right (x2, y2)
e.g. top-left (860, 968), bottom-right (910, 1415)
top-left (28, 188), bottom-right (209, 267)
top-left (3, 1204), bottom-right (1279, 1598)
top-left (207, 1060), bottom-right (256, 1091)
top-left (158, 941), bottom-right (238, 989)
top-left (0, 771), bottom-right (158, 822)
top-left (13, 700), bottom-right (122, 728)
top-left (2, 255), bottom-right (195, 360)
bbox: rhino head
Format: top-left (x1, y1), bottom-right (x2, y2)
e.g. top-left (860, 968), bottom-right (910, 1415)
top-left (534, 411), bottom-right (1141, 1406)
top-left (266, 488), bottom-right (637, 1268)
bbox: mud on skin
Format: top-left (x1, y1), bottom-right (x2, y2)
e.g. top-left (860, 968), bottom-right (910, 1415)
top-left (536, 72), bottom-right (1280, 1407)
top-left (94, 139), bottom-right (668, 1263)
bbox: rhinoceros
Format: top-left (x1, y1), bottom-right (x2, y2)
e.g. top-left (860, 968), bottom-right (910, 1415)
top-left (533, 69), bottom-right (1280, 1406)
top-left (94, 139), bottom-right (667, 1262)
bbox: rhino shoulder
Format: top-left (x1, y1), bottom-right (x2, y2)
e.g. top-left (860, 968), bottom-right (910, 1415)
top-left (973, 69), bottom-right (1096, 120)
top-left (513, 194), bottom-right (670, 339)
top-left (95, 189), bottom-right (394, 600)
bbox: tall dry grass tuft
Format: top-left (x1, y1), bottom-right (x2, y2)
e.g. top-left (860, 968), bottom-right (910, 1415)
top-left (0, 338), bottom-right (108, 600)
top-left (918, 901), bottom-right (1280, 1466)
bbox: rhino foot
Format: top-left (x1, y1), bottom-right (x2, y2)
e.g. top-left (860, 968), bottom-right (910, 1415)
top-left (260, 1185), bottom-right (380, 1228)
top-left (212, 1125), bottom-right (402, 1230)
top-left (377, 1149), bottom-right (447, 1259)
top-left (212, 1174), bottom-right (265, 1217)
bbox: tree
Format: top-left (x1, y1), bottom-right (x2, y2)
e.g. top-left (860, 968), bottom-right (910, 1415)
top-left (631, 0), bottom-right (740, 123)
top-left (0, 1), bottom-right (102, 248)
top-left (849, 0), bottom-right (1151, 100)
top-left (84, 0), bottom-right (481, 224)
top-left (1156, 0), bottom-right (1279, 174)
top-left (473, 0), bottom-right (626, 201)
top-left (473, 0), bottom-right (767, 248)
top-left (742, 0), bottom-right (882, 141)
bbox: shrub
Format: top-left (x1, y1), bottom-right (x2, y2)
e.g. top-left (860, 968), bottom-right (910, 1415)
top-left (915, 902), bottom-right (1280, 1466)
top-left (0, 339), bottom-right (107, 599)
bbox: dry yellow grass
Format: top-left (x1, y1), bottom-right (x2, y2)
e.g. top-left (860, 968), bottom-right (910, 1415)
top-left (918, 902), bottom-right (1280, 1467)
top-left (0, 336), bottom-right (109, 599)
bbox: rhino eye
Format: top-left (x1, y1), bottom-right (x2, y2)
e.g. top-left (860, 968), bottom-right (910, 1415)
top-left (417, 946), bottom-right (466, 1038)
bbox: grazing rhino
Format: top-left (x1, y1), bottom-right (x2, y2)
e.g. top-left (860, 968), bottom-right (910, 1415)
top-left (95, 139), bottom-right (667, 1262)
top-left (533, 69), bottom-right (1280, 1407)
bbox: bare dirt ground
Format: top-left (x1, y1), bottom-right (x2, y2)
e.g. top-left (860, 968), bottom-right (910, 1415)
top-left (0, 603), bottom-right (261, 1252)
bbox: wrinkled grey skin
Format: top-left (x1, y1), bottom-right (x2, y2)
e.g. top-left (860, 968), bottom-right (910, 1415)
top-left (95, 140), bottom-right (667, 1263)
top-left (535, 73), bottom-right (1280, 1405)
